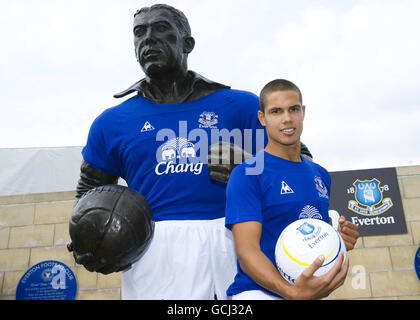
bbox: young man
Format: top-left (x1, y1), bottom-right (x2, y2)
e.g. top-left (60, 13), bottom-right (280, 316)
top-left (225, 79), bottom-right (358, 300)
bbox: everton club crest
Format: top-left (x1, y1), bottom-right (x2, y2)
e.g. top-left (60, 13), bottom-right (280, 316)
top-left (314, 176), bottom-right (329, 199)
top-left (348, 178), bottom-right (393, 216)
top-left (198, 111), bottom-right (218, 129)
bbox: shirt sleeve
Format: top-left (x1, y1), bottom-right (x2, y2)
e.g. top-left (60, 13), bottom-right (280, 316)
top-left (81, 110), bottom-right (123, 178)
top-left (225, 164), bottom-right (263, 230)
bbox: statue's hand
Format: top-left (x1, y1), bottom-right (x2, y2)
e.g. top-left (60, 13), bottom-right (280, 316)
top-left (207, 141), bottom-right (252, 183)
top-left (67, 202), bottom-right (134, 275)
top-left (67, 241), bottom-right (132, 275)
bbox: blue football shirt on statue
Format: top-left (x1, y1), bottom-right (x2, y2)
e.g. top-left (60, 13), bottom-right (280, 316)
top-left (82, 88), bottom-right (266, 222)
top-left (225, 150), bottom-right (331, 298)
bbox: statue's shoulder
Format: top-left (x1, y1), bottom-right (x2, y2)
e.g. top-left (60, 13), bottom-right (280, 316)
top-left (94, 94), bottom-right (145, 125)
top-left (223, 88), bottom-right (258, 99)
top-left (216, 87), bottom-right (259, 106)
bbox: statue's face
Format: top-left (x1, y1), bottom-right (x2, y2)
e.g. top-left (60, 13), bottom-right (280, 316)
top-left (133, 9), bottom-right (189, 78)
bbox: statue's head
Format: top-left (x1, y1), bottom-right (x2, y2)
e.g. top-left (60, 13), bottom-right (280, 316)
top-left (133, 4), bottom-right (195, 79)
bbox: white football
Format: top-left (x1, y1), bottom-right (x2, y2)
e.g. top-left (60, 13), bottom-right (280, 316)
top-left (275, 218), bottom-right (346, 285)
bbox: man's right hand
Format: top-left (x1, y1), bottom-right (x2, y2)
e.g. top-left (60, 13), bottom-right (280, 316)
top-left (288, 252), bottom-right (349, 300)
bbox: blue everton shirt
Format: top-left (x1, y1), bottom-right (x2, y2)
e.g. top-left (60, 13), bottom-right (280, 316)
top-left (82, 88), bottom-right (266, 221)
top-left (225, 150), bottom-right (331, 297)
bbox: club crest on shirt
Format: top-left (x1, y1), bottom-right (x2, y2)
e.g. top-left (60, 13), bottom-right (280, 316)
top-left (315, 176), bottom-right (329, 199)
top-left (198, 111), bottom-right (218, 129)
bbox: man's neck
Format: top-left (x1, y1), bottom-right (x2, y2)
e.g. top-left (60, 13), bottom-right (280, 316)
top-left (264, 141), bottom-right (302, 162)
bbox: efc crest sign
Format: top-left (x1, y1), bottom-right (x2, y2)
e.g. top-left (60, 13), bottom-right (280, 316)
top-left (348, 178), bottom-right (393, 216)
top-left (329, 167), bottom-right (407, 237)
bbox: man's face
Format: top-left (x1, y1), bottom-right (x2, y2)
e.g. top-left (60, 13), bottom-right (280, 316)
top-left (133, 9), bottom-right (190, 78)
top-left (258, 90), bottom-right (305, 149)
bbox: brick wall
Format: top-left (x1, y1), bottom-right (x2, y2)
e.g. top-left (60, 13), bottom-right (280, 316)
top-left (0, 192), bottom-right (121, 300)
top-left (0, 166), bottom-right (419, 300)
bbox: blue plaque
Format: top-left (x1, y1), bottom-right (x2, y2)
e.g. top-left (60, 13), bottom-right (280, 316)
top-left (415, 247), bottom-right (420, 281)
top-left (16, 260), bottom-right (77, 300)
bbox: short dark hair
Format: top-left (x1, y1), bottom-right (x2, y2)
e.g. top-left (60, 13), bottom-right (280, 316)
top-left (134, 4), bottom-right (191, 37)
top-left (259, 79), bottom-right (302, 111)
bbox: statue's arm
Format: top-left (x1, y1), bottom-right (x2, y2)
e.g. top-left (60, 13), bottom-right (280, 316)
top-left (75, 160), bottom-right (119, 200)
top-left (69, 161), bottom-right (120, 274)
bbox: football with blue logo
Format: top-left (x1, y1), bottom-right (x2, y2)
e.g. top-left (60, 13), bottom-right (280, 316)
top-left (275, 218), bottom-right (346, 284)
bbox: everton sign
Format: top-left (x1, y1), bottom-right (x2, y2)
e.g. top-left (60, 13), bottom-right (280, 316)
top-left (329, 167), bottom-right (407, 237)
